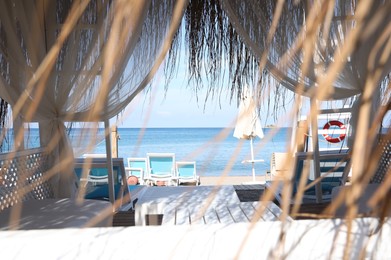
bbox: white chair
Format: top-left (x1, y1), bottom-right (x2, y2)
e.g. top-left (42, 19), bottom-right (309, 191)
top-left (269, 152), bottom-right (291, 181)
top-left (126, 157), bottom-right (147, 185)
top-left (146, 153), bottom-right (177, 186)
top-left (176, 161), bottom-right (199, 185)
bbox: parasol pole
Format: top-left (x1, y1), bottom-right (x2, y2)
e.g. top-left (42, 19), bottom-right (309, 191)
top-left (250, 136), bottom-right (256, 182)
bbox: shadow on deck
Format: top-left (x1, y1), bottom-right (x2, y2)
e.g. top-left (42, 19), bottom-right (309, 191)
top-left (112, 184), bottom-right (329, 226)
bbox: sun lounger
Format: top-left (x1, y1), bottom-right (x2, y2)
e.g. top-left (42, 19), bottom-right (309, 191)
top-left (126, 157), bottom-right (147, 185)
top-left (0, 149), bottom-right (113, 230)
top-left (0, 198), bottom-right (112, 230)
top-left (176, 161), bottom-right (200, 185)
top-left (84, 174), bottom-right (109, 185)
top-left (267, 149), bottom-right (350, 204)
top-left (293, 150), bottom-right (350, 196)
top-left (145, 153), bottom-right (177, 186)
top-left (79, 166), bottom-right (109, 186)
top-left (331, 134), bottom-right (391, 217)
top-left (74, 157), bottom-right (129, 201)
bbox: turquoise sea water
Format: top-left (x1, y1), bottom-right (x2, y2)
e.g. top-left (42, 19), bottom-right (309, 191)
top-left (96, 128), bottom-right (289, 177)
top-left (6, 127), bottom-right (350, 177)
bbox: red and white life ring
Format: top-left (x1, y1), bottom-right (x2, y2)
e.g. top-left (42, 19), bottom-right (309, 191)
top-left (322, 120), bottom-right (346, 143)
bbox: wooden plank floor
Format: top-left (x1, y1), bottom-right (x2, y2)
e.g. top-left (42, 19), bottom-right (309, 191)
top-left (233, 184), bottom-right (264, 202)
top-left (160, 202), bottom-right (287, 225)
top-left (234, 184), bottom-right (264, 190)
top-left (112, 185), bottom-right (328, 226)
top-left (134, 186), bottom-right (241, 226)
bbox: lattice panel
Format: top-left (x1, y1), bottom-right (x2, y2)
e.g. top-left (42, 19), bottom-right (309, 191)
top-left (0, 159), bottom-right (21, 211)
top-left (371, 136), bottom-right (391, 184)
top-left (24, 152), bottom-right (54, 200)
top-left (0, 149), bottom-right (53, 212)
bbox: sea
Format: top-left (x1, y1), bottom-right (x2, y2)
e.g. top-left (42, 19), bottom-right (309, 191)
top-left (3, 127), bottom-right (349, 177)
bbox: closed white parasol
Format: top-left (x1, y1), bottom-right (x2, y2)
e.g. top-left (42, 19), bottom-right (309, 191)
top-left (234, 86), bottom-right (264, 183)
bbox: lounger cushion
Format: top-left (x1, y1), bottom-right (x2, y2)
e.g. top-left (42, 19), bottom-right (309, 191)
top-left (331, 184), bottom-right (390, 217)
top-left (0, 198), bottom-right (112, 230)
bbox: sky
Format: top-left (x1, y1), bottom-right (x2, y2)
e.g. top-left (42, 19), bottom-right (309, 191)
top-left (115, 50), bottom-right (289, 129)
top-left (115, 71), bottom-right (391, 129)
top-left (117, 76), bottom-right (240, 128)
top-left (101, 42), bottom-right (389, 130)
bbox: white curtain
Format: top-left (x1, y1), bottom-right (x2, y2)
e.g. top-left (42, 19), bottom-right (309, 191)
top-left (220, 0), bottom-right (391, 183)
top-left (220, 0), bottom-right (391, 101)
top-left (0, 0), bottom-right (186, 197)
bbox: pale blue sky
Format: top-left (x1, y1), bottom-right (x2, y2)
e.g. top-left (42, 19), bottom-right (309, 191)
top-left (113, 49), bottom-right (391, 130)
top-left (116, 75), bottom-right (391, 129)
top-left (116, 65), bottom-right (296, 129)
top-left (115, 32), bottom-right (287, 129)
top-left (117, 72), bottom-right (240, 128)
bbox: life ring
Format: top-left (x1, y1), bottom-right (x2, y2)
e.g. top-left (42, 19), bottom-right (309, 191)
top-left (322, 120), bottom-right (346, 143)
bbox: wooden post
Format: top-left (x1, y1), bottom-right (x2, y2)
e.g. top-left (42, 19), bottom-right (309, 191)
top-left (105, 120), bottom-right (116, 207)
top-left (310, 99), bottom-right (322, 203)
top-left (13, 115), bottom-right (24, 150)
top-left (296, 120), bottom-right (308, 152)
top-left (111, 126), bottom-right (119, 158)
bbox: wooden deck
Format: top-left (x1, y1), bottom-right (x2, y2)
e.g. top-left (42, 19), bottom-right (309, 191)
top-left (234, 184), bottom-right (264, 202)
top-left (134, 185), bottom-right (240, 226)
top-left (113, 184), bottom-right (329, 226)
top-left (160, 201), bottom-right (288, 225)
top-left (126, 185), bottom-right (291, 226)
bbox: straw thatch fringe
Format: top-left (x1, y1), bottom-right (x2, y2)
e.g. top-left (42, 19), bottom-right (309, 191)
top-left (1, 0), bottom-right (390, 130)
top-left (166, 0), bottom-right (391, 115)
top-left (166, 0), bottom-right (260, 106)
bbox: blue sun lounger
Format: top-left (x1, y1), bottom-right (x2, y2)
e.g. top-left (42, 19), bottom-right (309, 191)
top-left (176, 161), bottom-right (200, 185)
top-left (267, 149), bottom-right (350, 203)
top-left (146, 153), bottom-right (177, 186)
top-left (126, 157), bottom-right (147, 185)
top-left (74, 157), bottom-right (129, 201)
